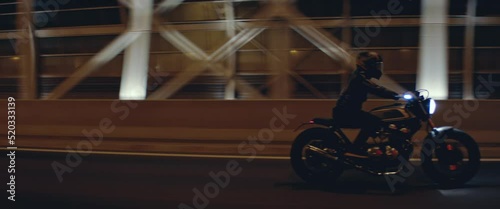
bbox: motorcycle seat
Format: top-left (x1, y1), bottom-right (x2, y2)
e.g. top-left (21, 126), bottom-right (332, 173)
top-left (312, 118), bottom-right (360, 129)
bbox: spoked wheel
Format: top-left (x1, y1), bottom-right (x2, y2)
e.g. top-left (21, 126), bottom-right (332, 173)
top-left (421, 129), bottom-right (481, 188)
top-left (290, 128), bottom-right (344, 185)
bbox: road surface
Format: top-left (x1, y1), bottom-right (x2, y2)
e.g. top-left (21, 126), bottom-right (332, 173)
top-left (1, 150), bottom-right (500, 209)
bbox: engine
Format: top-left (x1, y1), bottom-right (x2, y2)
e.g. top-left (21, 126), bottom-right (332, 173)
top-left (363, 118), bottom-right (420, 168)
top-left (366, 103), bottom-right (421, 157)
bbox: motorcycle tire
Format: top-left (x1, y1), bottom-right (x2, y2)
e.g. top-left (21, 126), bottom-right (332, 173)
top-left (290, 127), bottom-right (344, 185)
top-left (421, 129), bottom-right (481, 188)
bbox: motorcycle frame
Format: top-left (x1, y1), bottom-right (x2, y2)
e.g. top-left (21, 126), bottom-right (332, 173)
top-left (293, 118), bottom-right (446, 176)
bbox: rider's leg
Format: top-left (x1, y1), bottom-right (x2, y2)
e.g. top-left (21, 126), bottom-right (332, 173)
top-left (352, 111), bottom-right (381, 148)
top-left (333, 108), bottom-right (380, 155)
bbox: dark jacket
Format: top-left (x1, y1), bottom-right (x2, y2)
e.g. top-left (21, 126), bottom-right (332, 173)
top-left (335, 67), bottom-right (398, 111)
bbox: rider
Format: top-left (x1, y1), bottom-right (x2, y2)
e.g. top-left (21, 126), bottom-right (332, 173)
top-left (333, 51), bottom-right (399, 156)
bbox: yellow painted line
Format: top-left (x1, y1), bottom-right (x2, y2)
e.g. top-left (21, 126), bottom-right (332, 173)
top-left (2, 147), bottom-right (500, 162)
top-left (0, 147), bottom-right (290, 160)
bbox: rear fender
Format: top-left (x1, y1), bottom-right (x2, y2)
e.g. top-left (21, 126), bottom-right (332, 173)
top-left (293, 118), bottom-right (332, 132)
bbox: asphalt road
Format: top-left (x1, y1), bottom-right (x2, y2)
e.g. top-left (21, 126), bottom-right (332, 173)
top-left (1, 150), bottom-right (500, 209)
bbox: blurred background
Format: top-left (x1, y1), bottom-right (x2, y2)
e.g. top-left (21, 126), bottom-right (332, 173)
top-left (1, 1), bottom-right (500, 207)
top-left (0, 0), bottom-right (499, 100)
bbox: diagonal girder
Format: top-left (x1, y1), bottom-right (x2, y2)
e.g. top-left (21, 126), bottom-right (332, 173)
top-left (45, 0), bottom-right (159, 100)
top-left (291, 25), bottom-right (353, 66)
top-left (151, 0), bottom-right (404, 99)
top-left (280, 3), bottom-right (405, 92)
top-left (149, 25), bottom-right (266, 99)
top-left (45, 31), bottom-right (141, 99)
top-left (159, 28), bottom-right (208, 60)
top-left (208, 63), bottom-right (265, 99)
top-left (223, 0), bottom-right (237, 99)
top-left (149, 1), bottom-right (279, 99)
top-left (148, 61), bottom-right (209, 99)
top-left (155, 0), bottom-right (184, 14)
top-left (269, 1), bottom-right (354, 68)
top-left (148, 23), bottom-right (265, 99)
top-left (118, 0), bottom-right (133, 8)
top-left (232, 25), bottom-right (327, 99)
top-left (119, 0), bottom-right (153, 100)
top-left (290, 24), bottom-right (405, 93)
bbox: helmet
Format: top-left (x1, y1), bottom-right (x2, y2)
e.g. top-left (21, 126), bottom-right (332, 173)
top-left (357, 51), bottom-right (384, 79)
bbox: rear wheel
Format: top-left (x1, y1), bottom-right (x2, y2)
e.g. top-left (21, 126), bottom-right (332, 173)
top-left (290, 128), bottom-right (344, 185)
top-left (421, 129), bottom-right (481, 188)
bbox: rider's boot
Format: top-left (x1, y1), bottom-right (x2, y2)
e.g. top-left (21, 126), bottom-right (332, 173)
top-left (344, 130), bottom-right (372, 158)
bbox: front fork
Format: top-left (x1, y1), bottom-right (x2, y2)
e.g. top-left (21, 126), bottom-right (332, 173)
top-left (428, 118), bottom-right (436, 129)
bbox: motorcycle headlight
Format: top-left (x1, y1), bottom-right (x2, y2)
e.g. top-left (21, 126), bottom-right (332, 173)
top-left (403, 94), bottom-right (413, 100)
top-left (428, 99), bottom-right (436, 114)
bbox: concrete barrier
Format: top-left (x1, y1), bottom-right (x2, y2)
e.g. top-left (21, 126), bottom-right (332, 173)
top-left (1, 99), bottom-right (499, 157)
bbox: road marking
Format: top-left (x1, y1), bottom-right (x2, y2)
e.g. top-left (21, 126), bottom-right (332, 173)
top-left (2, 147), bottom-right (500, 162)
top-left (0, 148), bottom-right (290, 160)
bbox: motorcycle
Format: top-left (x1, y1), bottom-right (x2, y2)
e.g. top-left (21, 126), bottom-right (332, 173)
top-left (290, 89), bottom-right (481, 188)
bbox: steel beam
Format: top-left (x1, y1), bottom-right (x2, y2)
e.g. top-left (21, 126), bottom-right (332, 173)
top-left (155, 0), bottom-right (184, 14)
top-left (417, 0), bottom-right (449, 99)
top-left (148, 61), bottom-right (209, 100)
top-left (287, 69), bottom-right (328, 99)
top-left (0, 32), bottom-right (20, 40)
top-left (45, 31), bottom-right (141, 99)
top-left (291, 25), bottom-right (352, 68)
top-left (463, 0), bottom-right (477, 99)
top-left (119, 0), bottom-right (153, 100)
top-left (35, 25), bottom-right (126, 38)
top-left (149, 3), bottom-right (277, 99)
top-left (283, 1), bottom-right (404, 95)
top-left (147, 0), bottom-right (405, 99)
top-left (279, 3), bottom-right (353, 69)
top-left (341, 0), bottom-right (351, 42)
top-left (235, 26), bottom-right (326, 99)
top-left (268, 28), bottom-right (293, 98)
top-left (149, 25), bottom-right (266, 99)
top-left (158, 28), bottom-right (207, 60)
top-left (118, 0), bottom-right (133, 9)
top-left (209, 63), bottom-right (265, 99)
top-left (16, 0), bottom-right (38, 99)
top-left (118, 0), bottom-right (129, 24)
top-left (341, 0), bottom-right (352, 90)
top-left (45, 0), bottom-right (161, 99)
top-left (11, 17), bottom-right (499, 40)
top-left (224, 0), bottom-right (236, 99)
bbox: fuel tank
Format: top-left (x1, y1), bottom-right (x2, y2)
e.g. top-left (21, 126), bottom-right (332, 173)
top-left (369, 103), bottom-right (415, 122)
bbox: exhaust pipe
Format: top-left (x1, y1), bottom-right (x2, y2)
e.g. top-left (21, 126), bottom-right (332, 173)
top-left (306, 145), bottom-right (339, 161)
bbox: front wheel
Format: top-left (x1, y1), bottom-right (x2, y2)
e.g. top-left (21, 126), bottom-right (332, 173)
top-left (290, 128), bottom-right (344, 185)
top-left (421, 129), bottom-right (481, 188)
